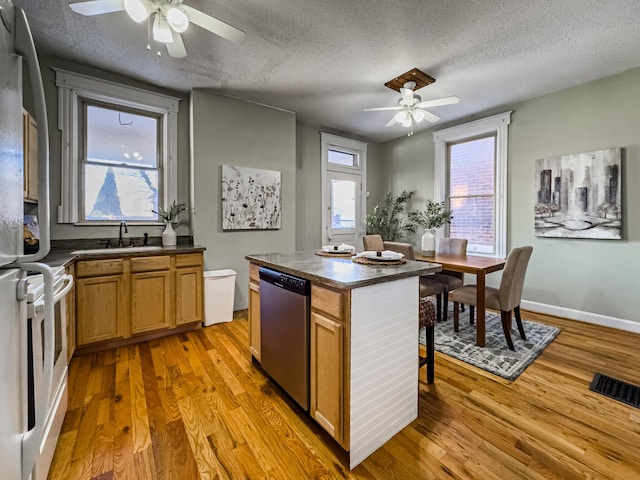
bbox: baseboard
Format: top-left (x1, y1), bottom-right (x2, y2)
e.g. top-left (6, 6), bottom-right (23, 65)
top-left (520, 300), bottom-right (640, 335)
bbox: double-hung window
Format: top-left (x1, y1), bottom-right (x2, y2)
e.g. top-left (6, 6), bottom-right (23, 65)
top-left (433, 112), bottom-right (511, 257)
top-left (55, 68), bottom-right (180, 224)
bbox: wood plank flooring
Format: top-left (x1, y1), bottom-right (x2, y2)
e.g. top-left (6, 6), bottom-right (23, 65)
top-left (49, 310), bottom-right (640, 479)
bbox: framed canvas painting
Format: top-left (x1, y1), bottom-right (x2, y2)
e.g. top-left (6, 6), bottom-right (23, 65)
top-left (221, 165), bottom-right (281, 230)
top-left (534, 147), bottom-right (622, 239)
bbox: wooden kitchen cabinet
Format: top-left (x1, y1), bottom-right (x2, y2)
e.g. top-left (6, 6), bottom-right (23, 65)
top-left (22, 109), bottom-right (38, 203)
top-left (310, 284), bottom-right (349, 449)
top-left (74, 251), bottom-right (204, 351)
top-left (130, 256), bottom-right (171, 334)
top-left (248, 263), bottom-right (261, 361)
top-left (175, 254), bottom-right (204, 326)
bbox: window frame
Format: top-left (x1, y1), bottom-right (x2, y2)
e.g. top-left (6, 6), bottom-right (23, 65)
top-left (433, 111), bottom-right (511, 258)
top-left (55, 68), bottom-right (180, 225)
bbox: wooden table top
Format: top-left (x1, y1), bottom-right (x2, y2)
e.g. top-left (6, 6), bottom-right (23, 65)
top-left (414, 253), bottom-right (506, 274)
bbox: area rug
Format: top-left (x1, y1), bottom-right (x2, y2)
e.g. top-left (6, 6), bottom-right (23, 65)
top-left (419, 303), bottom-right (560, 381)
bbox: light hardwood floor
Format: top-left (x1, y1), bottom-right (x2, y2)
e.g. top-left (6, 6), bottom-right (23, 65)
top-left (49, 310), bottom-right (640, 479)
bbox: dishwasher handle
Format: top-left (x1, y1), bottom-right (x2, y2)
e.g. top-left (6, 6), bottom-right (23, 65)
top-left (259, 267), bottom-right (310, 296)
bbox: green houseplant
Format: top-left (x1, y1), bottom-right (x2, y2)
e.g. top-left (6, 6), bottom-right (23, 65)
top-left (408, 200), bottom-right (453, 255)
top-left (364, 190), bottom-right (418, 241)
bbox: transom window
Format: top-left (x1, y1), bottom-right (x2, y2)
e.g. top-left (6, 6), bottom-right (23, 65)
top-left (55, 68), bottom-right (180, 224)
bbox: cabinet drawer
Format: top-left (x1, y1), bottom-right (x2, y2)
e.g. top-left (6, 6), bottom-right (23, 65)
top-left (249, 263), bottom-right (260, 283)
top-left (175, 252), bottom-right (203, 268)
top-left (130, 255), bottom-right (171, 272)
top-left (311, 284), bottom-right (346, 321)
top-left (76, 259), bottom-right (124, 277)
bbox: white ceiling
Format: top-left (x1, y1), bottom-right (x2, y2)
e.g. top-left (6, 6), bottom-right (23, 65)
top-left (15, 0), bottom-right (640, 143)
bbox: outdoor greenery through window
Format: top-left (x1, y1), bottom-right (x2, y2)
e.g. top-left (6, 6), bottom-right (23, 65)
top-left (448, 135), bottom-right (496, 252)
top-left (84, 104), bottom-right (161, 221)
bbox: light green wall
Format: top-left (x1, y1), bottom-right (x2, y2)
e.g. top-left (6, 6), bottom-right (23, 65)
top-left (191, 90), bottom-right (296, 310)
top-left (37, 54), bottom-right (191, 240)
top-left (295, 121), bottom-right (322, 251)
top-left (380, 67), bottom-right (640, 323)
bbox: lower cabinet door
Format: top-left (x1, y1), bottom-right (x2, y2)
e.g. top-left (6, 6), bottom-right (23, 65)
top-left (131, 270), bottom-right (172, 334)
top-left (248, 282), bottom-right (261, 361)
top-left (310, 311), bottom-right (344, 445)
top-left (175, 266), bottom-right (203, 326)
top-left (76, 274), bottom-right (126, 345)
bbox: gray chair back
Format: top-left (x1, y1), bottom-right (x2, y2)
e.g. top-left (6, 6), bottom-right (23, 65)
top-left (437, 238), bottom-right (468, 255)
top-left (363, 234), bottom-right (384, 251)
top-left (498, 246), bottom-right (533, 310)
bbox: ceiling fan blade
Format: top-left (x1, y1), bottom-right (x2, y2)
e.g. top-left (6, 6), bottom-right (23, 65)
top-left (69, 0), bottom-right (124, 16)
top-left (416, 96), bottom-right (460, 109)
top-left (363, 106), bottom-right (403, 112)
top-left (166, 30), bottom-right (187, 58)
top-left (400, 87), bottom-right (414, 105)
top-left (385, 117), bottom-right (398, 127)
top-left (420, 109), bottom-right (441, 123)
top-left (181, 5), bottom-right (247, 44)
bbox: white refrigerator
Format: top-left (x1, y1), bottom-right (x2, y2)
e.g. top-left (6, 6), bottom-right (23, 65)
top-left (0, 1), bottom-right (57, 478)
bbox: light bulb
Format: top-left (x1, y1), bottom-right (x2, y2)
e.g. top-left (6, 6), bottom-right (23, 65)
top-left (395, 111), bottom-right (407, 123)
top-left (124, 0), bottom-right (151, 23)
top-left (412, 109), bottom-right (426, 123)
top-left (153, 14), bottom-right (174, 43)
top-left (166, 7), bottom-right (189, 33)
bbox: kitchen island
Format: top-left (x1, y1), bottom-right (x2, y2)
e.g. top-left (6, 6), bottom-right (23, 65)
top-left (245, 251), bottom-right (440, 469)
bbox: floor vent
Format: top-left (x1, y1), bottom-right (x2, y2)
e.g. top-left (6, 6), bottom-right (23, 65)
top-left (589, 373), bottom-right (640, 409)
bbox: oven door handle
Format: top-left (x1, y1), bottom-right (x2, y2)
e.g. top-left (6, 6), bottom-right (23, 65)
top-left (32, 274), bottom-right (73, 312)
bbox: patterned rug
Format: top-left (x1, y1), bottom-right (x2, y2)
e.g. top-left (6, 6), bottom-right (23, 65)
top-left (419, 303), bottom-right (560, 381)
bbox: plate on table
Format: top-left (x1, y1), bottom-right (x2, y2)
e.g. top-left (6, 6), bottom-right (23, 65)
top-left (321, 244), bottom-right (356, 254)
top-left (358, 250), bottom-right (404, 261)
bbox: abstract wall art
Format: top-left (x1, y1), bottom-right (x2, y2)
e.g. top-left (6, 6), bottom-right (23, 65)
top-left (221, 165), bottom-right (281, 230)
top-left (534, 147), bottom-right (622, 239)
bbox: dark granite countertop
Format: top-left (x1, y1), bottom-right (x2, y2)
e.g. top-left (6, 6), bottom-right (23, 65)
top-left (37, 243), bottom-right (206, 268)
top-left (246, 251), bottom-right (441, 290)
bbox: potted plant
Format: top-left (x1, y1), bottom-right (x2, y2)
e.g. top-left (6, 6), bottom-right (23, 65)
top-left (408, 200), bottom-right (453, 255)
top-left (152, 200), bottom-right (187, 247)
top-left (363, 190), bottom-right (418, 241)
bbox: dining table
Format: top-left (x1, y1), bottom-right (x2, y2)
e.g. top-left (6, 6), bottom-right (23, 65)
top-left (414, 252), bottom-right (506, 347)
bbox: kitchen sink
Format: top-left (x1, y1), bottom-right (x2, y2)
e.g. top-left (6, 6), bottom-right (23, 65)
top-left (71, 246), bottom-right (164, 255)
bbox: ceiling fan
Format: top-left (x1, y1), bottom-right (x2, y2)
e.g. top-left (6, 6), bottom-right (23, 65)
top-left (364, 80), bottom-right (459, 136)
top-left (69, 0), bottom-right (247, 58)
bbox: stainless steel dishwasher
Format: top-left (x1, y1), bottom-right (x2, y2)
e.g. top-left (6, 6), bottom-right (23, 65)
top-left (259, 267), bottom-right (310, 411)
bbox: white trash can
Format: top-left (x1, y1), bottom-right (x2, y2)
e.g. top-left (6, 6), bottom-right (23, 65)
top-left (203, 269), bottom-right (237, 326)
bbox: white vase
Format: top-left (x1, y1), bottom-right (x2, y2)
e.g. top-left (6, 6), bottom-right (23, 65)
top-left (162, 222), bottom-right (177, 247)
top-left (421, 228), bottom-right (436, 256)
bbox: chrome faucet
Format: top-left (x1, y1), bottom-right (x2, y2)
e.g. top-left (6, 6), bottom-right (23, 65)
top-left (118, 221), bottom-right (128, 247)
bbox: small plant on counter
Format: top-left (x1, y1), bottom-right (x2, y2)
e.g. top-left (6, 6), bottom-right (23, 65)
top-left (408, 200), bottom-right (453, 230)
top-left (364, 190), bottom-right (418, 241)
top-left (151, 201), bottom-right (187, 223)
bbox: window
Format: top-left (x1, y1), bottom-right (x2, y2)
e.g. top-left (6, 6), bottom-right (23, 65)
top-left (55, 68), bottom-right (180, 224)
top-left (321, 133), bottom-right (367, 246)
top-left (433, 112), bottom-right (511, 257)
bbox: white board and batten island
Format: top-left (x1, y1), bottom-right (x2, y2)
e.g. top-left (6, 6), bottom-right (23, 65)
top-left (245, 251), bottom-right (441, 469)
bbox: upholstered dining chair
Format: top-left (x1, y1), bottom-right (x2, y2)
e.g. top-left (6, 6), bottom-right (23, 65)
top-left (362, 234), bottom-right (385, 251)
top-left (430, 238), bottom-right (469, 321)
top-left (450, 246), bottom-right (533, 350)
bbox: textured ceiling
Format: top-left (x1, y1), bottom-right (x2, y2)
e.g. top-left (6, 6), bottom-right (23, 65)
top-left (15, 0), bottom-right (640, 142)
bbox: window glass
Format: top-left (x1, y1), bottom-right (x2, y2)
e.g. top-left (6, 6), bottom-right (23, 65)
top-left (328, 149), bottom-right (358, 167)
top-left (83, 105), bottom-right (160, 221)
top-left (448, 135), bottom-right (496, 253)
top-left (331, 178), bottom-right (356, 229)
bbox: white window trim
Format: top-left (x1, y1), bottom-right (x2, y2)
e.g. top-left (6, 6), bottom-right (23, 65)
top-left (433, 111), bottom-right (511, 258)
top-left (54, 68), bottom-right (180, 224)
top-left (321, 132), bottom-right (367, 245)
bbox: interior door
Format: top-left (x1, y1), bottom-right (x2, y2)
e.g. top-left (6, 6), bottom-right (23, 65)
top-left (326, 172), bottom-right (362, 246)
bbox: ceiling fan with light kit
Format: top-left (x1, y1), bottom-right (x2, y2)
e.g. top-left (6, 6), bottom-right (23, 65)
top-left (69, 0), bottom-right (247, 58)
top-left (365, 68), bottom-right (460, 136)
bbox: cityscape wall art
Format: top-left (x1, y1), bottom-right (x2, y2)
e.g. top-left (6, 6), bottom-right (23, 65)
top-left (534, 147), bottom-right (622, 239)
